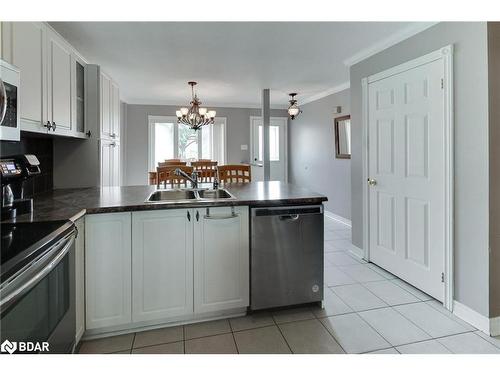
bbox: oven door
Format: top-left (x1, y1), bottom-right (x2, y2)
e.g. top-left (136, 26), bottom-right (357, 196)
top-left (0, 59), bottom-right (20, 141)
top-left (0, 234), bottom-right (76, 354)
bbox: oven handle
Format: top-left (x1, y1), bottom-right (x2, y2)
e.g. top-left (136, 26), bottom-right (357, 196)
top-left (0, 78), bottom-right (7, 125)
top-left (0, 235), bottom-right (75, 314)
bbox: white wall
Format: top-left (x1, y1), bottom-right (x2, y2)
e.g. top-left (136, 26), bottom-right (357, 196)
top-left (122, 104), bottom-right (287, 186)
top-left (350, 22), bottom-right (490, 317)
top-left (288, 89), bottom-right (351, 220)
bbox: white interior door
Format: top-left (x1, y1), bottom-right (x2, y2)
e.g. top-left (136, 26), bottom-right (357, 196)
top-left (250, 117), bottom-right (287, 182)
top-left (367, 58), bottom-right (445, 301)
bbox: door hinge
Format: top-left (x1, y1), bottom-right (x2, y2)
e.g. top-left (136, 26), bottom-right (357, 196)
top-left (441, 78), bottom-right (444, 89)
top-left (441, 272), bottom-right (445, 283)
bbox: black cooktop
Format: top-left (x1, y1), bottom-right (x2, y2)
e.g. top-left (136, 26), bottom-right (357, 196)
top-left (1, 220), bottom-right (75, 283)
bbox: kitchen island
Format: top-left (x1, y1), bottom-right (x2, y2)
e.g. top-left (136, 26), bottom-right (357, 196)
top-left (3, 181), bottom-right (327, 342)
top-left (5, 181), bottom-right (327, 223)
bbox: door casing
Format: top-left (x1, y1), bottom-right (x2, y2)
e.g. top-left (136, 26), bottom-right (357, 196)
top-left (249, 116), bottom-right (288, 182)
top-left (361, 45), bottom-right (454, 310)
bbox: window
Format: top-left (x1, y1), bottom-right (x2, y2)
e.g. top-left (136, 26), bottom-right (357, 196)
top-left (257, 125), bottom-right (280, 161)
top-left (148, 116), bottom-right (226, 170)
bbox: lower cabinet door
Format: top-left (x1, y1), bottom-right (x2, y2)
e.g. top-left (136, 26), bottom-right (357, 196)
top-left (85, 213), bottom-right (132, 330)
top-left (74, 218), bottom-right (85, 342)
top-left (193, 206), bottom-right (249, 314)
top-left (132, 209), bottom-right (194, 323)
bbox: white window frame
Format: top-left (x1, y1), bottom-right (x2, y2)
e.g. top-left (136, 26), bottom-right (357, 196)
top-left (148, 115), bottom-right (227, 171)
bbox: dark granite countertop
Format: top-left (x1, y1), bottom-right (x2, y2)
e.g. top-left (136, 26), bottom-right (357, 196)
top-left (2, 181), bottom-right (327, 223)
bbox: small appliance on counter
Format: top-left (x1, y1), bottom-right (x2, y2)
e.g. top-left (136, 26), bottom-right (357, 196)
top-left (0, 154), bottom-right (41, 220)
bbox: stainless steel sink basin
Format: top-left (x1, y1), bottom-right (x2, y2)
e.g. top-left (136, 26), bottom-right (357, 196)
top-left (146, 189), bottom-right (197, 202)
top-left (145, 188), bottom-right (235, 203)
top-left (197, 189), bottom-right (234, 199)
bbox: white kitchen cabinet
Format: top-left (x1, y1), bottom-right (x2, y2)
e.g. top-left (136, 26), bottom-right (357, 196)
top-left (1, 22), bottom-right (89, 138)
top-left (132, 209), bottom-right (194, 322)
top-left (99, 72), bottom-right (120, 140)
top-left (100, 72), bottom-right (112, 138)
top-left (1, 22), bottom-right (48, 133)
top-left (74, 218), bottom-right (85, 343)
top-left (46, 27), bottom-right (72, 133)
top-left (100, 139), bottom-right (120, 186)
top-left (85, 213), bottom-right (132, 330)
top-left (111, 81), bottom-right (120, 139)
top-left (193, 206), bottom-right (249, 314)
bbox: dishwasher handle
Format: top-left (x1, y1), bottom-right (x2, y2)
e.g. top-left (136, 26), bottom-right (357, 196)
top-left (279, 214), bottom-right (300, 221)
top-left (252, 205), bottom-right (323, 217)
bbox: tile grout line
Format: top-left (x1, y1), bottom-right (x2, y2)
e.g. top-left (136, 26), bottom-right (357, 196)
top-left (271, 314), bottom-right (294, 354)
top-left (317, 316), bottom-right (348, 354)
top-left (130, 333), bottom-right (136, 354)
top-left (183, 326), bottom-right (186, 354)
top-left (227, 319), bottom-right (240, 354)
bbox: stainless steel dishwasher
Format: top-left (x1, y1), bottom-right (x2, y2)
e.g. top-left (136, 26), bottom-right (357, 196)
top-left (250, 205), bottom-right (324, 310)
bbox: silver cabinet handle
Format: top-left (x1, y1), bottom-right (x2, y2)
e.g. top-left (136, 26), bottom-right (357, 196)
top-left (110, 133), bottom-right (116, 138)
top-left (204, 207), bottom-right (238, 220)
top-left (52, 121), bottom-right (57, 131)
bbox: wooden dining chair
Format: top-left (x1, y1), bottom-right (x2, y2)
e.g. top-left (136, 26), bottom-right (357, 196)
top-left (192, 160), bottom-right (218, 182)
top-left (217, 164), bottom-right (251, 184)
top-left (156, 165), bottom-right (193, 187)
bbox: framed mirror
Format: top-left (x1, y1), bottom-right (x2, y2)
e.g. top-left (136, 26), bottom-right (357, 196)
top-left (334, 115), bottom-right (351, 159)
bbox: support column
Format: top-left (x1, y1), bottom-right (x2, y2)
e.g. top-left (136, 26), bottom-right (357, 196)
top-left (262, 88), bottom-right (270, 181)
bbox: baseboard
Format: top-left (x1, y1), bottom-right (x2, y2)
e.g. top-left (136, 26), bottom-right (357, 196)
top-left (324, 211), bottom-right (352, 227)
top-left (490, 316), bottom-right (500, 336)
top-left (348, 245), bottom-right (365, 261)
top-left (453, 300), bottom-right (490, 334)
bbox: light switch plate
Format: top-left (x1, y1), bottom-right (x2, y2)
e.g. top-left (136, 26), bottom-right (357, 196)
top-left (241, 144), bottom-right (248, 150)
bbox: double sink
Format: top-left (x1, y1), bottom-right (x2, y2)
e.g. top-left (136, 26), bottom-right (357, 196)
top-left (146, 188), bottom-right (235, 203)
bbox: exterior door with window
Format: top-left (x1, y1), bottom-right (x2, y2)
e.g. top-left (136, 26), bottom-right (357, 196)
top-left (250, 117), bottom-right (287, 182)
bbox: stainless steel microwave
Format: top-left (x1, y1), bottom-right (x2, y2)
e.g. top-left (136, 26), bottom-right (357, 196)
top-left (0, 59), bottom-right (20, 141)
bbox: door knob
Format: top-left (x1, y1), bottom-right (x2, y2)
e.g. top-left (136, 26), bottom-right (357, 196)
top-left (367, 178), bottom-right (377, 186)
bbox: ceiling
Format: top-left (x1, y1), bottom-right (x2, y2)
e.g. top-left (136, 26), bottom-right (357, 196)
top-left (50, 22), bottom-right (433, 108)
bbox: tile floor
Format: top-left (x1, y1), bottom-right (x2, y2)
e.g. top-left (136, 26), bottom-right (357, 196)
top-left (78, 217), bottom-right (500, 354)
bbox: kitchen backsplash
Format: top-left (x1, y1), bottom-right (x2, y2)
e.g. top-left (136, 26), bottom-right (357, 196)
top-left (0, 133), bottom-right (54, 197)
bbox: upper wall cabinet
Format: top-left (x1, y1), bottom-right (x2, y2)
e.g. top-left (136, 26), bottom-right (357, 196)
top-left (0, 22), bottom-right (113, 139)
top-left (46, 27), bottom-right (72, 134)
top-left (99, 71), bottom-right (120, 140)
top-left (1, 22), bottom-right (47, 133)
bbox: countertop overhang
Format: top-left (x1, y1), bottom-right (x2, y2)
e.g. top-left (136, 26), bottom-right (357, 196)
top-left (2, 181), bottom-right (327, 224)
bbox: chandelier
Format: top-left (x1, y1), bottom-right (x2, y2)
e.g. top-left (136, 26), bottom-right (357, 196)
top-left (176, 81), bottom-right (216, 130)
top-left (287, 93), bottom-right (302, 120)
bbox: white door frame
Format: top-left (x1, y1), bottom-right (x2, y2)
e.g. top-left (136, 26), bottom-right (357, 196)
top-left (249, 116), bottom-right (288, 182)
top-left (361, 45), bottom-right (454, 310)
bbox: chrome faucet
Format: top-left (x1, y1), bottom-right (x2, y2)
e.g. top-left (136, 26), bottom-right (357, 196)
top-left (175, 168), bottom-right (199, 189)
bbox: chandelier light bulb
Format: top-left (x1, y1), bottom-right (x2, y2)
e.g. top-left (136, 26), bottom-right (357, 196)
top-left (208, 110), bottom-right (216, 118)
top-left (176, 110), bottom-right (182, 118)
top-left (199, 107), bottom-right (207, 116)
top-left (180, 107), bottom-right (189, 116)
